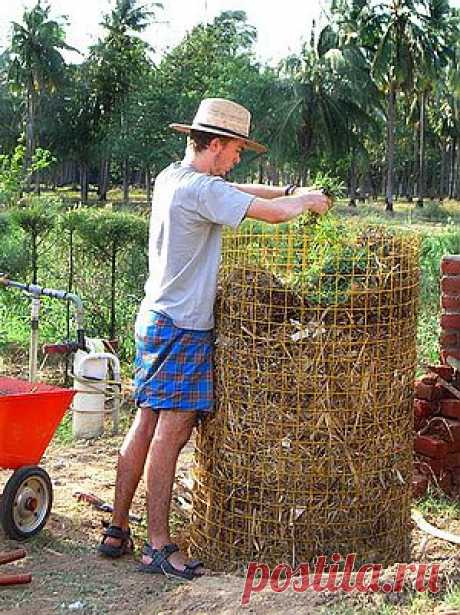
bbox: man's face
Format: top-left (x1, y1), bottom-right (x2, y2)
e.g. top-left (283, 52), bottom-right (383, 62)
top-left (211, 139), bottom-right (245, 176)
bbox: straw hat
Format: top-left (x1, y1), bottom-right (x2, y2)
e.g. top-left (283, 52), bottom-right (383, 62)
top-left (170, 98), bottom-right (267, 154)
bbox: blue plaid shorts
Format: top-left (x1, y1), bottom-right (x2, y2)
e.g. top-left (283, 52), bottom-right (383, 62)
top-left (133, 310), bottom-right (214, 413)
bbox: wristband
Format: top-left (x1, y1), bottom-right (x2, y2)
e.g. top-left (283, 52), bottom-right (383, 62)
top-left (285, 184), bottom-right (297, 196)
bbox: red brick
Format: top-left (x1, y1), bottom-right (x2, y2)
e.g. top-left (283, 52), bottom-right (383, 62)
top-left (427, 365), bottom-right (454, 381)
top-left (414, 381), bottom-right (442, 401)
top-left (441, 276), bottom-right (460, 294)
top-left (440, 313), bottom-right (460, 329)
top-left (440, 331), bottom-right (460, 348)
top-left (414, 399), bottom-right (437, 420)
top-left (427, 417), bottom-right (460, 450)
top-left (412, 473), bottom-right (429, 499)
top-left (441, 256), bottom-right (460, 275)
top-left (420, 374), bottom-right (437, 385)
top-left (441, 349), bottom-right (460, 364)
top-left (442, 295), bottom-right (460, 310)
top-left (446, 451), bottom-right (460, 468)
top-left (415, 455), bottom-right (445, 476)
top-left (437, 385), bottom-right (460, 400)
top-left (415, 434), bottom-right (450, 458)
top-left (451, 468), bottom-right (460, 486)
top-left (440, 399), bottom-right (460, 419)
top-left (415, 417), bottom-right (428, 432)
top-left (417, 457), bottom-right (454, 494)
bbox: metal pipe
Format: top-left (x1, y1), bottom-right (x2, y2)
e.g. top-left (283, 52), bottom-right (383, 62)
top-left (0, 276), bottom-right (86, 350)
top-left (29, 295), bottom-right (40, 382)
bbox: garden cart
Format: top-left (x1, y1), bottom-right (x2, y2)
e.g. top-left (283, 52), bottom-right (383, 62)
top-left (0, 376), bottom-right (75, 539)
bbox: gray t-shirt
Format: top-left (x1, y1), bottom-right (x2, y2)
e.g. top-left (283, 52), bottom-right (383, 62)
top-left (140, 161), bottom-right (254, 330)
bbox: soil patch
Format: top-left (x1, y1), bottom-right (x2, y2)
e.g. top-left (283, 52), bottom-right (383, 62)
top-left (0, 408), bottom-right (459, 614)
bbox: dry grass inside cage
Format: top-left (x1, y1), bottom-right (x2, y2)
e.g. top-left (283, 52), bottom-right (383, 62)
top-left (191, 220), bottom-right (420, 571)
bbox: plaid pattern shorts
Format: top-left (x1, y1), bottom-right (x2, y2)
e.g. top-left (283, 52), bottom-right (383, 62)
top-left (133, 310), bottom-right (214, 413)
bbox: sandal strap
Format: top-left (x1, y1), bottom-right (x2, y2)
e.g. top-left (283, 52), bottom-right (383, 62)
top-left (138, 545), bottom-right (203, 579)
top-left (186, 559), bottom-right (203, 570)
top-left (142, 542), bottom-right (179, 564)
top-left (161, 543), bottom-right (179, 557)
top-left (103, 525), bottom-right (130, 540)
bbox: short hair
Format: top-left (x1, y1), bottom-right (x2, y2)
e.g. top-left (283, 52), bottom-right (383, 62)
top-left (189, 129), bottom-right (233, 152)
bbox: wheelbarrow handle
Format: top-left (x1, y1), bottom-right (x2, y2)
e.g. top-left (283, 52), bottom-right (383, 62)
top-left (0, 549), bottom-right (26, 566)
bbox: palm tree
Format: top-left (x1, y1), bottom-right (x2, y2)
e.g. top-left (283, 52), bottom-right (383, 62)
top-left (0, 53), bottom-right (21, 153)
top-left (7, 1), bottom-right (77, 190)
top-left (437, 44), bottom-right (460, 199)
top-left (413, 0), bottom-right (454, 207)
top-left (88, 0), bottom-right (162, 201)
top-left (278, 22), bottom-right (379, 186)
top-left (362, 0), bottom-right (453, 212)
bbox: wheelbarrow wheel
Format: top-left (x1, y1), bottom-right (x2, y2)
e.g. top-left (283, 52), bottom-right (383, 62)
top-left (0, 465), bottom-right (53, 540)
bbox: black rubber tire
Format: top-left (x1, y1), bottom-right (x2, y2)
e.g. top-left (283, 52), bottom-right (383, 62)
top-left (0, 465), bottom-right (53, 540)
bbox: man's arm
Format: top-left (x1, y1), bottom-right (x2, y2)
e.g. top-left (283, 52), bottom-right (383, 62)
top-left (246, 190), bottom-right (331, 224)
top-left (230, 183), bottom-right (286, 199)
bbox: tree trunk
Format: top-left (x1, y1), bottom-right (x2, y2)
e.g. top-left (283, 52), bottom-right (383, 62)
top-left (110, 245), bottom-right (117, 341)
top-left (34, 169), bottom-right (41, 195)
top-left (449, 138), bottom-right (456, 199)
top-left (348, 154), bottom-right (357, 207)
top-left (408, 125), bottom-right (418, 202)
top-left (455, 141), bottom-right (460, 200)
top-left (65, 227), bottom-right (75, 385)
top-left (123, 158), bottom-right (129, 203)
top-left (80, 162), bottom-right (89, 203)
top-left (146, 166), bottom-right (152, 203)
top-left (25, 91), bottom-right (36, 192)
top-left (381, 169), bottom-right (386, 198)
top-left (416, 92), bottom-right (425, 208)
top-left (32, 233), bottom-right (38, 284)
top-left (98, 159), bottom-right (110, 202)
top-left (439, 139), bottom-right (447, 201)
top-left (385, 87), bottom-right (396, 213)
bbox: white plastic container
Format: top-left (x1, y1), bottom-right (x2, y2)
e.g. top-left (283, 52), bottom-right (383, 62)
top-left (72, 339), bottom-right (107, 439)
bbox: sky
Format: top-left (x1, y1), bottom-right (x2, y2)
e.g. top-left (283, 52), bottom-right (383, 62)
top-left (0, 0), bottom-right (329, 66)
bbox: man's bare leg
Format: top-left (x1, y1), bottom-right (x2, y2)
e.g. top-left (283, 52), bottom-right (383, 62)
top-left (104, 407), bottom-right (157, 548)
top-left (142, 410), bottom-right (200, 572)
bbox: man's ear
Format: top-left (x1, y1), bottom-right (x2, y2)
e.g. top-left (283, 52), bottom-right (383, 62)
top-left (208, 137), bottom-right (223, 153)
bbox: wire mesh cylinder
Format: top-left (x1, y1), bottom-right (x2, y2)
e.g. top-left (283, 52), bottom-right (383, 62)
top-left (190, 223), bottom-right (420, 571)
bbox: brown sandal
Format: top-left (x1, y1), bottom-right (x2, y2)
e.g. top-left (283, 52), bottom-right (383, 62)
top-left (98, 525), bottom-right (133, 558)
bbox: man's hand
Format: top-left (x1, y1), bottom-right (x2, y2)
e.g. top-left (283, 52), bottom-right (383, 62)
top-left (246, 188), bottom-right (332, 224)
top-left (296, 189), bottom-right (332, 216)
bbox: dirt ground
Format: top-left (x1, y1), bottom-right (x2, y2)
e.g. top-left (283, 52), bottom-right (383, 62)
top-left (0, 432), bottom-right (331, 615)
top-left (0, 427), bottom-right (460, 615)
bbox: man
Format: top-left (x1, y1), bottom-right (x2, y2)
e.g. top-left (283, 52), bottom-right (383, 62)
top-left (99, 98), bottom-right (330, 579)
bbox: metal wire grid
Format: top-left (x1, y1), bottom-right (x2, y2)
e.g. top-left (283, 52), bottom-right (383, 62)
top-left (190, 224), bottom-right (420, 571)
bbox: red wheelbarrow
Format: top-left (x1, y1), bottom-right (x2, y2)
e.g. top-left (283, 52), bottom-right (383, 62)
top-left (0, 377), bottom-right (75, 540)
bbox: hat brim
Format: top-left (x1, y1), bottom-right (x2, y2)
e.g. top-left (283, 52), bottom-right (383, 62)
top-left (170, 123), bottom-right (267, 154)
